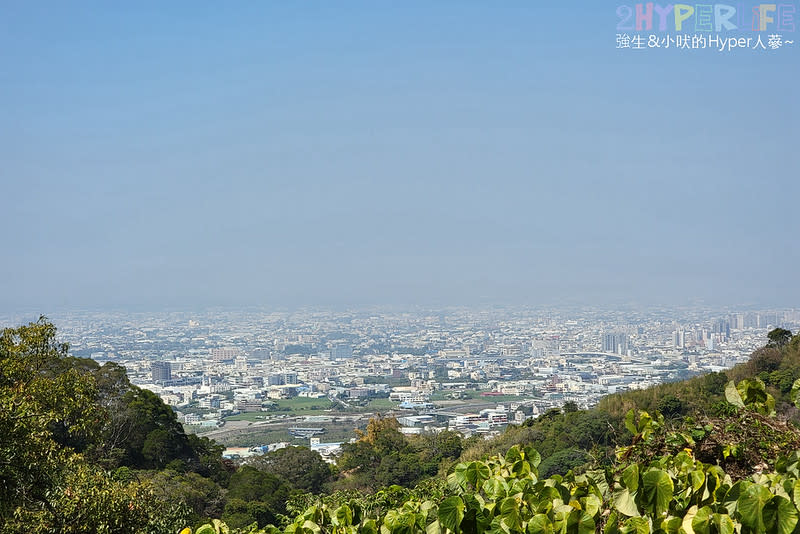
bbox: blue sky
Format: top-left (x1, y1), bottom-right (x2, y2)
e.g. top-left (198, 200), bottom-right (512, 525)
top-left (1, 2), bottom-right (797, 311)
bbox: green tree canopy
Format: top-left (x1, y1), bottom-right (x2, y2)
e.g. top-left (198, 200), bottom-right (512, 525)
top-left (0, 317), bottom-right (191, 533)
top-left (248, 446), bottom-right (333, 494)
top-left (0, 317), bottom-right (99, 522)
top-left (768, 328), bottom-right (793, 349)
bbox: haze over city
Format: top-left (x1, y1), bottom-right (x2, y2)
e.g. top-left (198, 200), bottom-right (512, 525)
top-left (1, 2), bottom-right (798, 312)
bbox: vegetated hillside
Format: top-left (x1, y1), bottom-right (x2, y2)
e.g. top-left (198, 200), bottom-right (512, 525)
top-left (457, 328), bottom-right (800, 475)
top-left (4, 317), bottom-right (800, 534)
top-left (0, 317), bottom-right (241, 533)
top-left (598, 328), bottom-right (800, 420)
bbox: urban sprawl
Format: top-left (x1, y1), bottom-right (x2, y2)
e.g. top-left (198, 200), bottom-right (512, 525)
top-left (9, 307), bottom-right (798, 462)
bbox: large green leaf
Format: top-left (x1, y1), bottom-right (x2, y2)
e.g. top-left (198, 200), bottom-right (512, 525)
top-left (512, 460), bottom-right (531, 479)
top-left (737, 483), bottom-right (772, 532)
top-left (301, 520), bottom-right (322, 534)
top-left (763, 495), bottom-right (799, 534)
top-left (712, 514), bottom-right (735, 534)
top-left (680, 505), bottom-right (698, 534)
top-left (498, 497), bottom-right (522, 532)
top-left (604, 511), bottom-right (620, 534)
top-left (565, 509), bottom-right (595, 534)
top-left (421, 501), bottom-right (437, 521)
top-left (791, 379), bottom-right (800, 409)
top-left (580, 494), bottom-right (602, 518)
top-left (793, 479), bottom-right (800, 509)
top-left (689, 470), bottom-right (705, 493)
top-left (551, 503), bottom-right (575, 534)
top-left (524, 447), bottom-right (542, 469)
top-left (333, 505), bottom-right (354, 527)
top-left (526, 514), bottom-right (553, 534)
top-left (620, 516), bottom-right (650, 534)
top-left (737, 379), bottom-right (767, 405)
top-left (690, 506), bottom-right (713, 534)
top-left (641, 470), bottom-right (673, 518)
top-left (383, 510), bottom-right (417, 534)
top-left (637, 412), bottom-right (653, 437)
top-left (659, 516), bottom-right (682, 534)
top-left (462, 494), bottom-right (492, 534)
top-left (505, 446), bottom-right (523, 463)
top-left (464, 462), bottom-right (491, 487)
top-left (724, 381), bottom-right (744, 408)
top-left (361, 520), bottom-right (379, 534)
top-left (450, 463), bottom-right (469, 490)
top-left (439, 496), bottom-right (466, 534)
top-left (533, 486), bottom-right (563, 514)
top-left (483, 478), bottom-right (509, 500)
top-left (622, 464), bottom-right (639, 492)
top-left (721, 481), bottom-right (748, 515)
top-left (613, 487), bottom-right (640, 517)
top-left (624, 410), bottom-right (638, 435)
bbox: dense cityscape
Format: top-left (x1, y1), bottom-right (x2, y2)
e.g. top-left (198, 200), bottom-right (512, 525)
top-left (4, 306), bottom-right (796, 460)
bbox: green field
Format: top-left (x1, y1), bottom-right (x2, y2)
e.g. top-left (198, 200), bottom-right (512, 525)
top-left (214, 420), bottom-right (364, 448)
top-left (224, 397), bottom-right (333, 421)
top-left (224, 412), bottom-right (273, 422)
top-left (272, 397), bottom-right (332, 412)
top-left (364, 398), bottom-right (398, 411)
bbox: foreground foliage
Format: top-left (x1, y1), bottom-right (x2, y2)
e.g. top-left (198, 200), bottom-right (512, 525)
top-left (189, 373), bottom-right (800, 534)
top-left (191, 439), bottom-right (800, 534)
top-left (0, 318), bottom-right (192, 533)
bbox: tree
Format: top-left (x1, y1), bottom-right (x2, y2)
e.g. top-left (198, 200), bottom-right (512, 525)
top-left (768, 328), bottom-right (793, 349)
top-left (356, 416), bottom-right (402, 445)
top-left (0, 317), bottom-right (99, 523)
top-left (0, 317), bottom-right (185, 533)
top-left (700, 371), bottom-right (729, 396)
top-left (143, 428), bottom-right (176, 467)
top-left (414, 430), bottom-right (463, 476)
top-left (336, 416), bottom-right (423, 491)
top-left (537, 448), bottom-right (590, 478)
top-left (143, 470), bottom-right (225, 524)
top-left (249, 446), bottom-right (332, 493)
top-left (749, 347), bottom-right (783, 374)
top-left (228, 465), bottom-right (291, 514)
top-left (223, 499), bottom-right (275, 531)
top-left (116, 387), bottom-right (193, 469)
top-left (224, 466), bottom-right (291, 528)
top-left (656, 394), bottom-right (686, 420)
top-left (187, 434), bottom-right (233, 485)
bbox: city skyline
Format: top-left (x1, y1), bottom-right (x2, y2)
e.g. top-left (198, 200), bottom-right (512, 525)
top-left (12, 303), bottom-right (793, 450)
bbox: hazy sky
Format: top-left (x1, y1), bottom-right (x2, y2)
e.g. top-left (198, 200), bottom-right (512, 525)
top-left (1, 2), bottom-right (797, 311)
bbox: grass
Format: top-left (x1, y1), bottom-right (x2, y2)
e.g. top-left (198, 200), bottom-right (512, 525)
top-left (224, 397), bottom-right (333, 421)
top-left (273, 397), bottom-right (333, 412)
top-left (365, 398), bottom-right (398, 411)
top-left (225, 412), bottom-right (273, 422)
top-left (214, 420), bottom-right (363, 448)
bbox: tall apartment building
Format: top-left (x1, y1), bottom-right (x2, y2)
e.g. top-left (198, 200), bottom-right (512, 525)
top-left (151, 361), bottom-right (172, 383)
